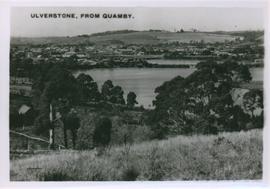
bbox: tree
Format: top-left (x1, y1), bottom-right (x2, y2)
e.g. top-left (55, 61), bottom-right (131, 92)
top-left (63, 108), bottom-right (80, 148)
top-left (10, 112), bottom-right (23, 129)
top-left (76, 114), bottom-right (97, 150)
top-left (76, 73), bottom-right (101, 102)
top-left (227, 105), bottom-right (251, 131)
top-left (34, 112), bottom-right (52, 137)
top-left (101, 80), bottom-right (114, 101)
top-left (151, 60), bottom-right (254, 136)
top-left (111, 86), bottom-right (125, 104)
top-left (101, 80), bottom-right (125, 104)
top-left (243, 90), bottom-right (263, 118)
top-left (222, 60), bottom-right (252, 83)
top-left (34, 66), bottom-right (81, 149)
top-left (93, 117), bottom-right (112, 147)
top-left (237, 65), bottom-right (252, 82)
top-left (127, 92), bottom-right (138, 108)
top-left (150, 122), bottom-right (169, 139)
top-left (43, 66), bottom-right (79, 105)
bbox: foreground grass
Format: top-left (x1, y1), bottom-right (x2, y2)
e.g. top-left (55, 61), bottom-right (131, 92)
top-left (10, 129), bottom-right (262, 181)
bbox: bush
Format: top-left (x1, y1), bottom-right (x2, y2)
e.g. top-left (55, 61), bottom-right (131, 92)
top-left (10, 112), bottom-right (23, 128)
top-left (122, 166), bottom-right (139, 181)
top-left (110, 116), bottom-right (132, 145)
top-left (93, 117), bottom-right (112, 147)
top-left (132, 125), bottom-right (153, 143)
top-left (76, 114), bottom-right (96, 150)
top-left (34, 113), bottom-right (51, 136)
top-left (76, 115), bottom-right (112, 149)
top-left (110, 116), bottom-right (152, 145)
top-left (150, 123), bottom-right (169, 140)
top-left (40, 170), bottom-right (74, 181)
top-left (252, 115), bottom-right (264, 129)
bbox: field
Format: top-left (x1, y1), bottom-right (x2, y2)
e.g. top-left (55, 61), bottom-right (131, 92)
top-left (10, 31), bottom-right (238, 45)
top-left (10, 129), bottom-right (262, 181)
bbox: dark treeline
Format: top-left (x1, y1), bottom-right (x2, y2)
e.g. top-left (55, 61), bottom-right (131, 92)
top-left (10, 60), bottom-right (191, 78)
top-left (146, 60), bottom-right (263, 139)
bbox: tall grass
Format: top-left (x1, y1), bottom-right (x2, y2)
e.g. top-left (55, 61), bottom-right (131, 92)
top-left (10, 129), bottom-right (262, 181)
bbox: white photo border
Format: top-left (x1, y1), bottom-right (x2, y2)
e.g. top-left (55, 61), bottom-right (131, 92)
top-left (0, 0), bottom-right (269, 188)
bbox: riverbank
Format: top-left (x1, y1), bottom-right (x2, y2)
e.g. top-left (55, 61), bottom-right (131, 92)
top-left (66, 62), bottom-right (191, 70)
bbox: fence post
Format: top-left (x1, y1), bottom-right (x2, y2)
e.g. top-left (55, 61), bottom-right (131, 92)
top-left (49, 103), bottom-right (55, 150)
top-left (26, 137), bottom-right (29, 151)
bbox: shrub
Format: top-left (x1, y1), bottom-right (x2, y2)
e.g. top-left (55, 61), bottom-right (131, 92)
top-left (34, 113), bottom-right (51, 137)
top-left (10, 112), bottom-right (23, 128)
top-left (122, 166), bottom-right (139, 181)
top-left (40, 170), bottom-right (74, 181)
top-left (132, 125), bottom-right (153, 143)
top-left (89, 170), bottom-right (106, 181)
top-left (93, 117), bottom-right (112, 147)
top-left (150, 122), bottom-right (169, 140)
top-left (111, 123), bottom-right (134, 145)
top-left (76, 114), bottom-right (96, 150)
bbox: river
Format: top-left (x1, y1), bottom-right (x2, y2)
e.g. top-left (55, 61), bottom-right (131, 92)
top-left (250, 67), bottom-right (264, 81)
top-left (74, 67), bottom-right (263, 108)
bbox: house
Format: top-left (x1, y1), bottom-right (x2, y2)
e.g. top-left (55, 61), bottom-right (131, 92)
top-left (63, 51), bottom-right (76, 58)
top-left (18, 105), bottom-right (31, 114)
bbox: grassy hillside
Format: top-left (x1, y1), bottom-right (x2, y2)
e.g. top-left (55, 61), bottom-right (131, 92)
top-left (10, 129), bottom-right (262, 181)
top-left (11, 31), bottom-right (238, 45)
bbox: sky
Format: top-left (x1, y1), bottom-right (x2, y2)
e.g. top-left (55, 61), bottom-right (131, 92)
top-left (11, 7), bottom-right (265, 37)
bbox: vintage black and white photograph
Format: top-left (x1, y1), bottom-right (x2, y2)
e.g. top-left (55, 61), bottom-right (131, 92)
top-left (9, 6), bottom-right (264, 181)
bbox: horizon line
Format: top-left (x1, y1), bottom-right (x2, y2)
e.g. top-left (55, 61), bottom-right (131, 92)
top-left (10, 28), bottom-right (264, 38)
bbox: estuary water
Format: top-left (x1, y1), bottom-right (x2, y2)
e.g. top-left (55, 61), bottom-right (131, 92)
top-left (74, 67), bottom-right (263, 108)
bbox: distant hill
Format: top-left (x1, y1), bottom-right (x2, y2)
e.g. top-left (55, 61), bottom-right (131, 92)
top-left (89, 29), bottom-right (139, 37)
top-left (11, 30), bottom-right (241, 45)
